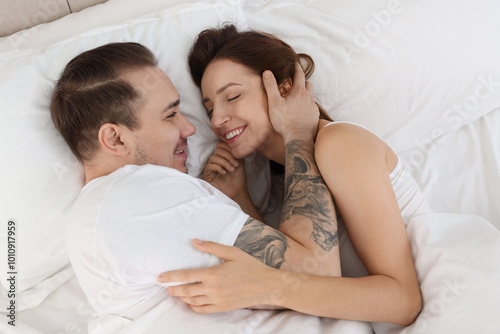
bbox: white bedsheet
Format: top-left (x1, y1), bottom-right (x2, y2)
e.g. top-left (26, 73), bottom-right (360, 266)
top-left (89, 299), bottom-right (372, 334)
top-left (0, 272), bottom-right (93, 334)
top-left (7, 208), bottom-right (498, 334)
top-left (84, 212), bottom-right (500, 334)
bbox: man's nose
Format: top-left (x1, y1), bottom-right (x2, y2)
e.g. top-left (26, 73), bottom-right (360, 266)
top-left (179, 112), bottom-right (196, 138)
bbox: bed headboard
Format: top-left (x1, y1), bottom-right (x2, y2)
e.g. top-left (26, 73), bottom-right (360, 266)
top-left (0, 0), bottom-right (108, 37)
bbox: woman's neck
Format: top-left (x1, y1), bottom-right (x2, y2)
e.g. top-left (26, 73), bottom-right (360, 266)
top-left (259, 132), bottom-right (285, 165)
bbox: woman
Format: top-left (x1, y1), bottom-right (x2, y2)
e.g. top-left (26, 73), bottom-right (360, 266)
top-left (159, 24), bottom-right (427, 325)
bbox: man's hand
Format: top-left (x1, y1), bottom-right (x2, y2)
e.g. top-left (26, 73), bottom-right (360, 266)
top-left (157, 239), bottom-right (278, 314)
top-left (262, 62), bottom-right (319, 143)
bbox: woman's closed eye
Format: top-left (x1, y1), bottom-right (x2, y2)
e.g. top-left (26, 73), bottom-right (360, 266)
top-left (205, 95), bottom-right (240, 118)
top-left (227, 95), bottom-right (241, 102)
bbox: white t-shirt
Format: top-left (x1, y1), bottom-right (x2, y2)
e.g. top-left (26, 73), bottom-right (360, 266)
top-left (66, 164), bottom-right (248, 320)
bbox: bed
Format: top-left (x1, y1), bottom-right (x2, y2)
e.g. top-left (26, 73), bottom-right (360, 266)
top-left (1, 0), bottom-right (499, 333)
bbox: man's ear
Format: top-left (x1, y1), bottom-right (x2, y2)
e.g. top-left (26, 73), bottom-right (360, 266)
top-left (278, 78), bottom-right (293, 98)
top-left (98, 123), bottom-right (130, 157)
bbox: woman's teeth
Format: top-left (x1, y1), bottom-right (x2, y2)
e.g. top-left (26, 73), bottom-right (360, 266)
top-left (174, 149), bottom-right (184, 154)
top-left (226, 128), bottom-right (243, 140)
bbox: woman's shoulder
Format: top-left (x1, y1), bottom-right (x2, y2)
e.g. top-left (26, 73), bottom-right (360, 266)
top-left (316, 121), bottom-right (379, 147)
top-left (315, 120), bottom-right (397, 172)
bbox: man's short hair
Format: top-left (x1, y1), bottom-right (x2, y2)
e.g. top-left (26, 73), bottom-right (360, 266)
top-left (51, 42), bottom-right (158, 162)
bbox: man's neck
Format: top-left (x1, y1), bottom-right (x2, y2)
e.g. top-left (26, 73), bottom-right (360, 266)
top-left (84, 166), bottom-right (104, 185)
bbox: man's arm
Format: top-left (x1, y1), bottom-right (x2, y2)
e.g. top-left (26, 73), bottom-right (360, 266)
top-left (233, 217), bottom-right (287, 269)
top-left (281, 139), bottom-right (339, 251)
top-left (232, 141), bottom-right (339, 276)
top-left (259, 64), bottom-right (339, 275)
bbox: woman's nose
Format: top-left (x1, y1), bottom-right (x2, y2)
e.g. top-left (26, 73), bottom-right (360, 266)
top-left (211, 107), bottom-right (230, 128)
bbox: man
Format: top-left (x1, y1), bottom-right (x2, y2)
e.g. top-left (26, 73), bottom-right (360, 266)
top-left (51, 42), bottom-right (338, 320)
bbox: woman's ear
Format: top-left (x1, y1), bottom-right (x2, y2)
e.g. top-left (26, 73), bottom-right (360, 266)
top-left (98, 123), bottom-right (130, 157)
top-left (278, 78), bottom-right (293, 98)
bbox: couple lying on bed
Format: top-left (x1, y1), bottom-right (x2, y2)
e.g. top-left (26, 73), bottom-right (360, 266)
top-left (52, 24), bottom-right (427, 326)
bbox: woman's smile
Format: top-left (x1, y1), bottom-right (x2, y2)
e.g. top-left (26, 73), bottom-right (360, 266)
top-left (224, 125), bottom-right (246, 143)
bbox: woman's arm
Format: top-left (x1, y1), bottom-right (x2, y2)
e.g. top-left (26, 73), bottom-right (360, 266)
top-left (309, 122), bottom-right (422, 324)
top-left (161, 123), bottom-right (421, 326)
top-left (259, 148), bottom-right (422, 325)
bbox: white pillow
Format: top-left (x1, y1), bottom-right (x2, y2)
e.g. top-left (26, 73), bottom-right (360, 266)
top-left (399, 107), bottom-right (500, 229)
top-left (0, 0), bottom-right (250, 309)
top-left (245, 0), bottom-right (500, 152)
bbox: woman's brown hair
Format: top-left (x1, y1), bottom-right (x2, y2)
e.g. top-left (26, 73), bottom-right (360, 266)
top-left (188, 24), bottom-right (332, 121)
top-left (51, 42), bottom-right (157, 163)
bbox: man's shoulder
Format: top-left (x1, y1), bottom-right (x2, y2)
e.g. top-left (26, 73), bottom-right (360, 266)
top-left (74, 164), bottom-right (231, 225)
top-left (101, 164), bottom-right (216, 207)
top-left (119, 163), bottom-right (191, 179)
top-left (108, 164), bottom-right (202, 190)
top-left (75, 165), bottom-right (206, 210)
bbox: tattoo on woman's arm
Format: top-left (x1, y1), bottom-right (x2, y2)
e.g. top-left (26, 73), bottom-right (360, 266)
top-left (281, 139), bottom-right (339, 251)
top-left (234, 217), bottom-right (288, 269)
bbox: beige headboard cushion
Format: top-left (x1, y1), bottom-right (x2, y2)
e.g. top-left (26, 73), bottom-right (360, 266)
top-left (0, 0), bottom-right (108, 38)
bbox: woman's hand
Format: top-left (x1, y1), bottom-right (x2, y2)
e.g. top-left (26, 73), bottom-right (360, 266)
top-left (262, 62), bottom-right (320, 143)
top-left (204, 142), bottom-right (264, 221)
top-left (157, 239), bottom-right (279, 314)
top-left (203, 141), bottom-right (246, 200)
